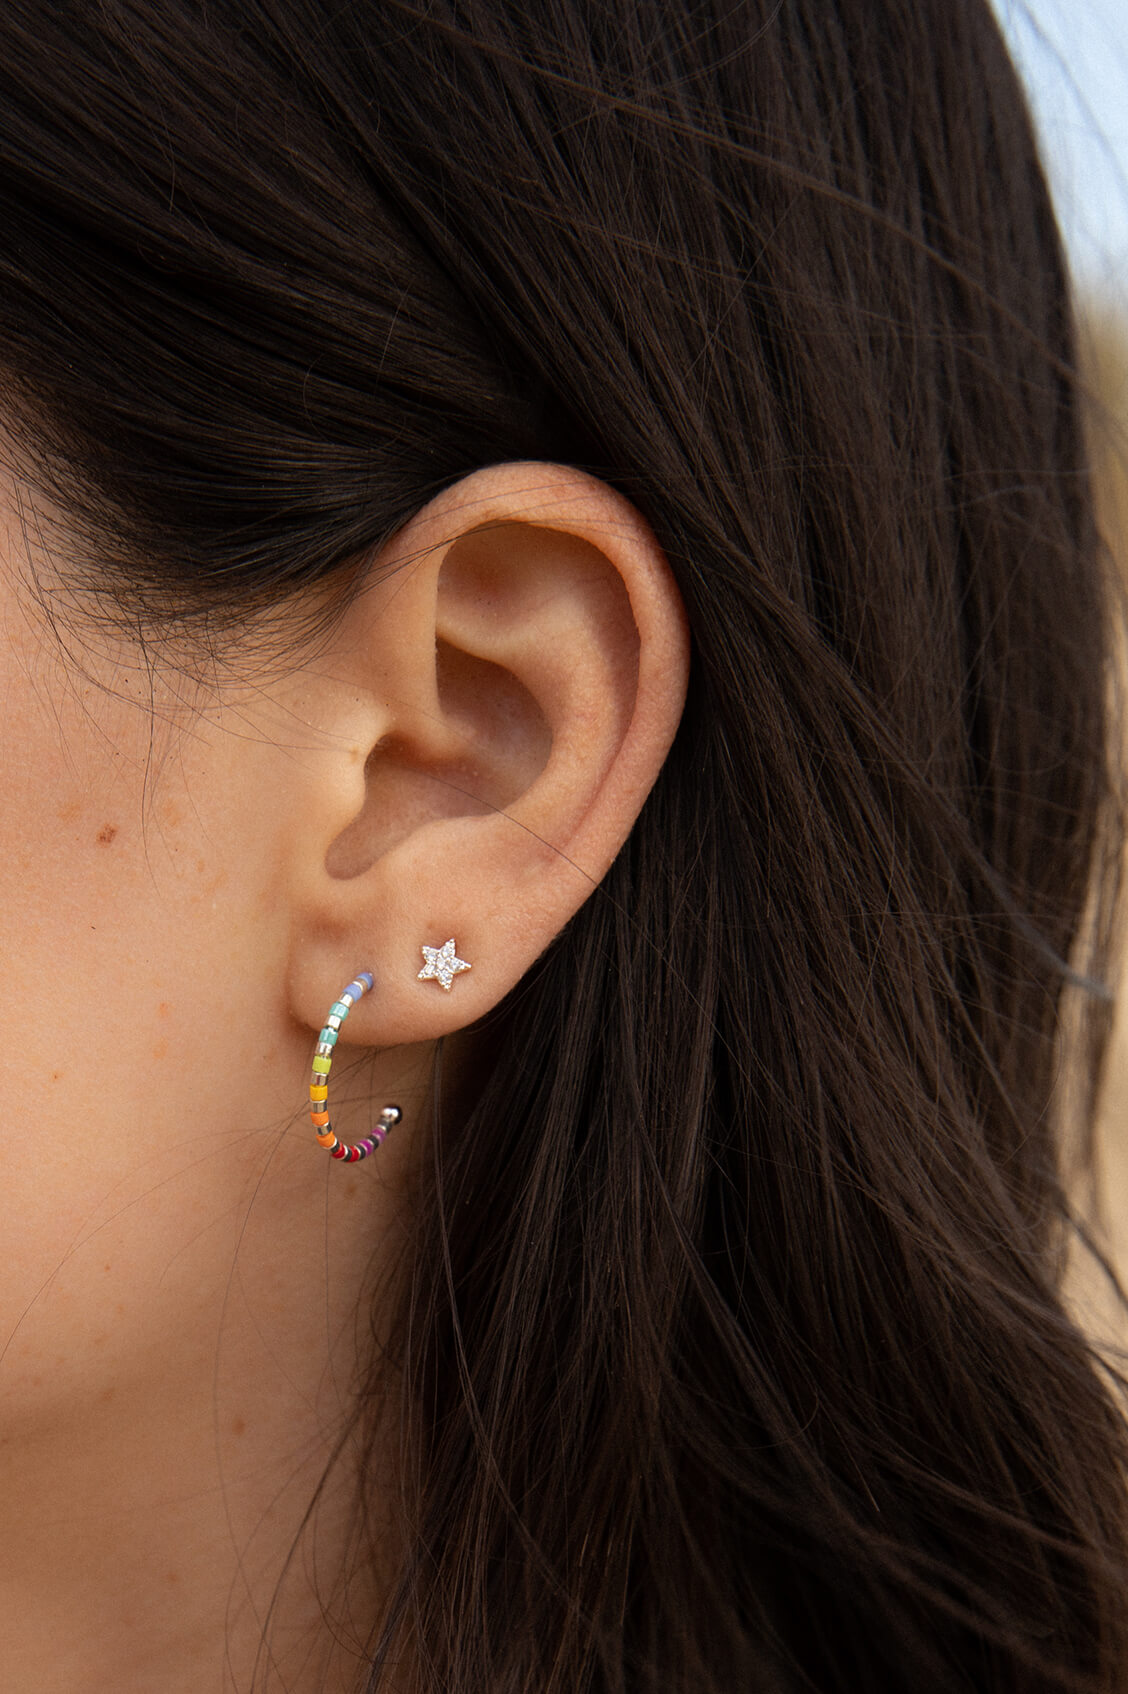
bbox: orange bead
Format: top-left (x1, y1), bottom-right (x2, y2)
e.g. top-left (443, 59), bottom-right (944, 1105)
top-left (311, 1111), bottom-right (330, 1127)
top-left (317, 1130), bottom-right (337, 1148)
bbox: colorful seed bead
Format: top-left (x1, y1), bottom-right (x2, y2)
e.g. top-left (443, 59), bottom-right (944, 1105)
top-left (307, 973), bottom-right (401, 1165)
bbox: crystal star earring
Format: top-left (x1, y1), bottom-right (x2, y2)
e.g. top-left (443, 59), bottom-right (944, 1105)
top-left (418, 938), bottom-right (472, 991)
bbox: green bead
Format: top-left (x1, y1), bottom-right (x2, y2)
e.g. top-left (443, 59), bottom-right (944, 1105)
top-left (311, 1055), bottom-right (332, 1074)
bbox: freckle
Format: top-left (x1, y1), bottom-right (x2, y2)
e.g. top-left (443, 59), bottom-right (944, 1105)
top-left (196, 858), bottom-right (206, 874)
top-left (151, 1038), bottom-right (168, 1060)
top-left (30, 1375), bottom-right (42, 1388)
top-left (231, 1416), bottom-right (246, 1437)
top-left (51, 1071), bottom-right (62, 1083)
top-left (162, 801), bottom-right (183, 829)
top-left (103, 1262), bottom-right (112, 1273)
top-left (114, 1304), bottom-right (125, 1317)
top-left (93, 1333), bottom-right (107, 1347)
top-left (57, 800), bottom-right (82, 824)
top-left (100, 1387), bottom-right (115, 1404)
top-left (164, 1571), bottom-right (179, 1586)
top-left (96, 824), bottom-right (118, 846)
top-left (158, 1002), bottom-right (171, 1020)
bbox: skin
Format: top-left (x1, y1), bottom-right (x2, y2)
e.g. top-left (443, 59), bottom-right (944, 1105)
top-left (0, 459), bottom-right (690, 1693)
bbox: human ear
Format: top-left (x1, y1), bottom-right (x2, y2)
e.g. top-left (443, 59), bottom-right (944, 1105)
top-left (285, 461), bottom-right (690, 1047)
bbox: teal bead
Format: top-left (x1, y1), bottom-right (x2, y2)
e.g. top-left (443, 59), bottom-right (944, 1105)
top-left (329, 1001), bottom-right (350, 1019)
top-left (318, 1027), bottom-right (339, 1047)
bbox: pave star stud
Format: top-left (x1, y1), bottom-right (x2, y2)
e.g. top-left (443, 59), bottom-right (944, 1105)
top-left (418, 938), bottom-right (472, 992)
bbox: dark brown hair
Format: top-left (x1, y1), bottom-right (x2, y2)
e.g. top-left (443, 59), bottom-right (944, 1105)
top-left (2, 2), bottom-right (1127, 1689)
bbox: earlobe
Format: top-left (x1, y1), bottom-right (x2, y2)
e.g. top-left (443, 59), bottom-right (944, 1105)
top-left (286, 462), bottom-right (690, 1048)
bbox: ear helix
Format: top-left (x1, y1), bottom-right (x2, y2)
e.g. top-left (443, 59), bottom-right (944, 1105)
top-left (308, 942), bottom-right (473, 1163)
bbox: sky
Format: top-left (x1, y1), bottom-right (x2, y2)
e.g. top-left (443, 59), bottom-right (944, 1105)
top-left (992, 0), bottom-right (1128, 307)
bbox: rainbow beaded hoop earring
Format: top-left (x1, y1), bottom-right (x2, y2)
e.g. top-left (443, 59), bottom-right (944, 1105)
top-left (309, 971), bottom-right (401, 1163)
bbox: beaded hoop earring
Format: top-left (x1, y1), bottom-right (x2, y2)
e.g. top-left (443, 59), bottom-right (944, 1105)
top-left (309, 971), bottom-right (401, 1163)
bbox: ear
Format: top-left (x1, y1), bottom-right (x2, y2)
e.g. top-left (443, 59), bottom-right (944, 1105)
top-left (285, 461), bottom-right (690, 1047)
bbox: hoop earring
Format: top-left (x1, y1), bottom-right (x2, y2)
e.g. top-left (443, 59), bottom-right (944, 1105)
top-left (309, 971), bottom-right (401, 1163)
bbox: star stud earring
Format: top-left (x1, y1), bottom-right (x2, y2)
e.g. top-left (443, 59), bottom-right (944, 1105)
top-left (418, 938), bottom-right (472, 992)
